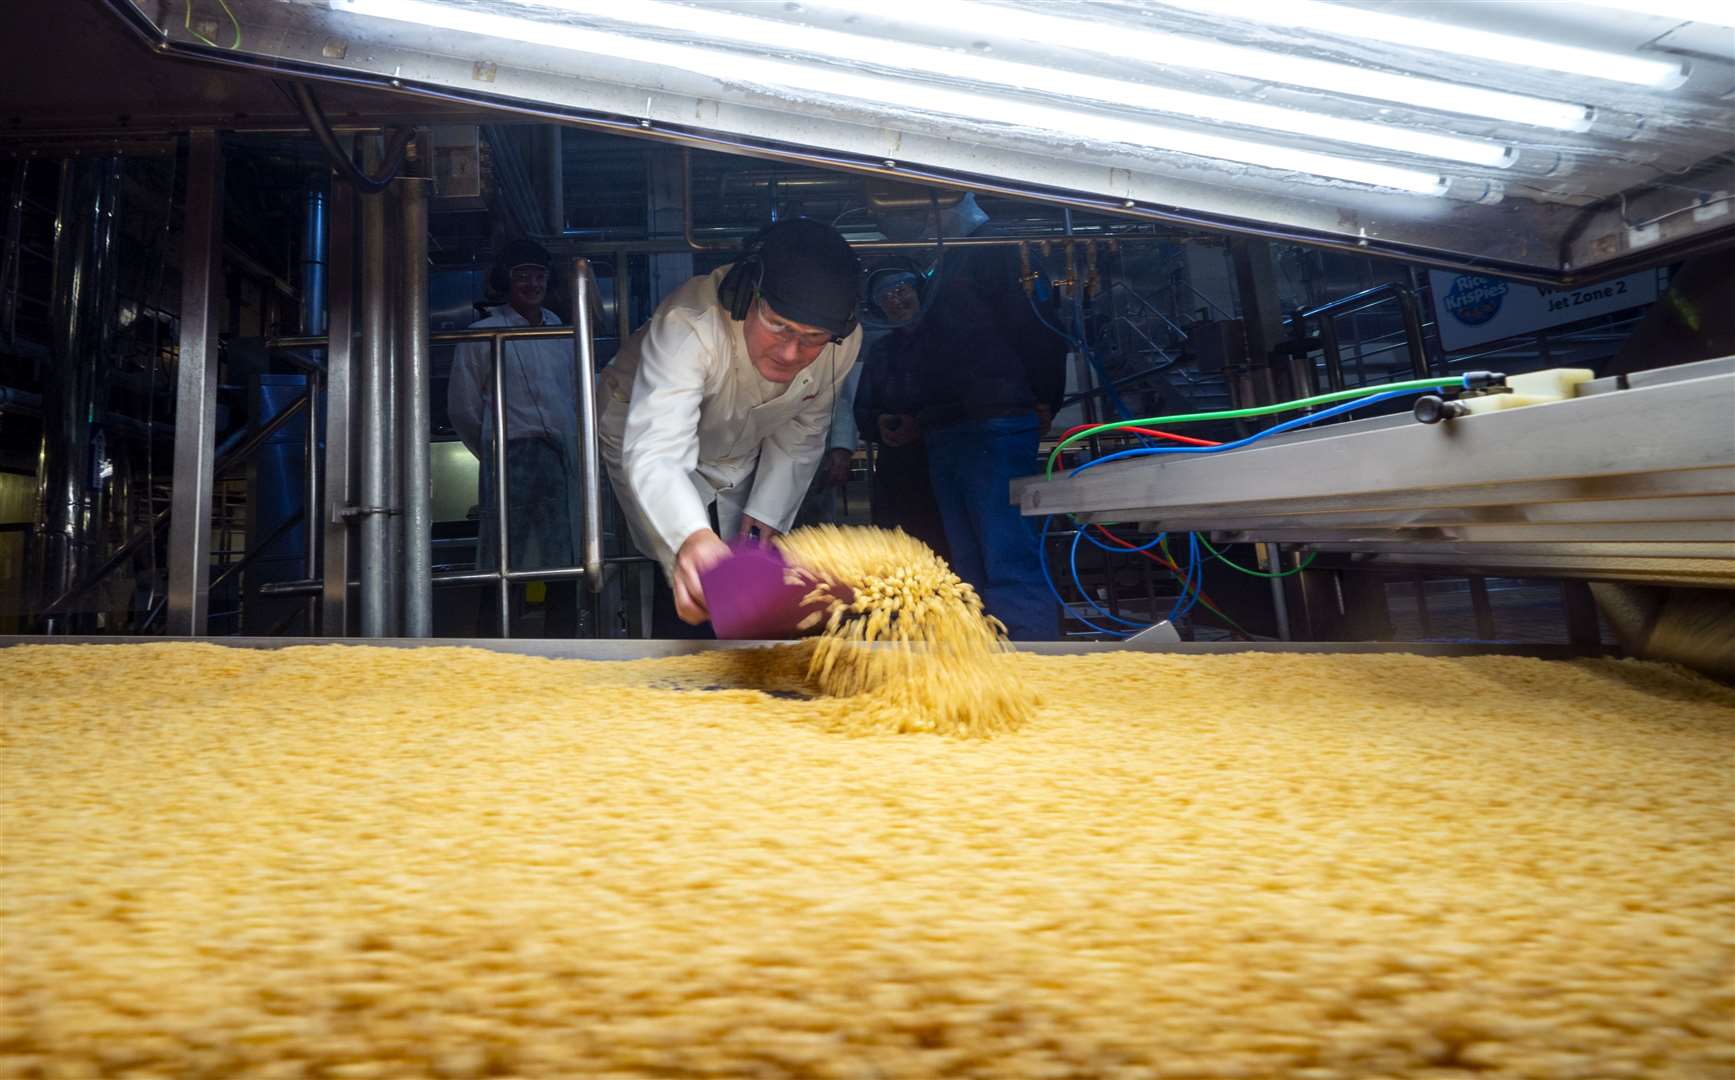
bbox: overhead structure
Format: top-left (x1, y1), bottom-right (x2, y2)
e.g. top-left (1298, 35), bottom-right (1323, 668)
top-left (97, 0), bottom-right (1735, 281)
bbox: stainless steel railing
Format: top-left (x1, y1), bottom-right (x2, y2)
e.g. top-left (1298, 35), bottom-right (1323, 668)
top-left (260, 257), bottom-right (609, 639)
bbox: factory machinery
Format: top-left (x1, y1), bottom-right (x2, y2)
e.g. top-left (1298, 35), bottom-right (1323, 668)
top-left (1, 0), bottom-right (1733, 677)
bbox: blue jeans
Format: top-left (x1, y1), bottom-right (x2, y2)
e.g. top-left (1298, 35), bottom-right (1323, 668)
top-left (926, 413), bottom-right (1058, 640)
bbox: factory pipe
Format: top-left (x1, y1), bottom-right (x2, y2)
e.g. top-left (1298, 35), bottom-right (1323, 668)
top-left (399, 176), bottom-right (433, 636)
top-left (544, 125), bottom-right (565, 235)
top-left (36, 155), bottom-right (123, 631)
top-left (357, 139), bottom-right (390, 637)
top-left (673, 150), bottom-right (1164, 256)
top-left (301, 181), bottom-right (328, 636)
top-left (300, 184), bottom-right (328, 338)
top-left (41, 393), bottom-right (310, 619)
top-left (302, 367), bottom-right (322, 635)
top-left (321, 180), bottom-right (358, 635)
top-left (383, 180), bottom-right (403, 637)
top-left (165, 133), bottom-right (223, 636)
top-left (490, 335), bottom-right (513, 636)
top-left (572, 258), bottom-right (605, 594)
top-left (0, 161), bottom-right (26, 346)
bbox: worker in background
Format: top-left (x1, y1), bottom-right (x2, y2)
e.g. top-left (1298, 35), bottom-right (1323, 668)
top-left (447, 238), bottom-right (581, 636)
top-left (599, 219), bottom-right (863, 627)
top-left (851, 269), bottom-right (950, 561)
top-left (791, 266), bottom-right (918, 530)
top-left (908, 245), bottom-right (1066, 639)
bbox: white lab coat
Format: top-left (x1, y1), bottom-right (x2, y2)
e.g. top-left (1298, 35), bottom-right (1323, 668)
top-left (447, 305), bottom-right (577, 455)
top-left (599, 266), bottom-right (861, 578)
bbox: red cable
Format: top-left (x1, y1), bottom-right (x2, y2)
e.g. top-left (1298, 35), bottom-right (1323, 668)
top-left (1092, 525), bottom-right (1226, 612)
top-left (1057, 423), bottom-right (1221, 448)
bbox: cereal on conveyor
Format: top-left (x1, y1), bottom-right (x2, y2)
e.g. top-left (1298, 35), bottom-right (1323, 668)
top-left (776, 524), bottom-right (1033, 737)
top-left (2, 642), bottom-right (1732, 1079)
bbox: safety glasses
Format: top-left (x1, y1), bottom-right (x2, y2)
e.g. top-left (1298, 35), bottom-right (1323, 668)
top-left (753, 296), bottom-right (837, 349)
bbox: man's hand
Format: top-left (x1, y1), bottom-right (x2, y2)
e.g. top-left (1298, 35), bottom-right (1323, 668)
top-left (1034, 403), bottom-right (1054, 436)
top-left (878, 413), bottom-right (920, 448)
top-left (737, 514), bottom-right (780, 543)
top-left (822, 447), bottom-right (853, 487)
top-left (672, 528), bottom-right (731, 625)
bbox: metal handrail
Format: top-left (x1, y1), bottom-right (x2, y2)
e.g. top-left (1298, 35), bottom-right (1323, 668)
top-left (1287, 282), bottom-right (1430, 390)
top-left (261, 261), bottom-right (609, 639)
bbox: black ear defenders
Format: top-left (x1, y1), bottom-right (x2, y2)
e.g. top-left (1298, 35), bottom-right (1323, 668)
top-left (718, 229), bottom-right (770, 322)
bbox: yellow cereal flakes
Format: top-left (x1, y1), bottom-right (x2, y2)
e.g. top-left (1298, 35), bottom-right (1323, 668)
top-left (2, 642), bottom-right (1733, 1079)
top-left (777, 525), bottom-right (1032, 737)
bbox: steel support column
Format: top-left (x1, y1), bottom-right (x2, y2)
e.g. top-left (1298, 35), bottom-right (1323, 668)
top-left (1228, 237), bottom-right (1282, 412)
top-left (321, 179), bottom-right (357, 635)
top-left (400, 177), bottom-right (433, 636)
top-left (166, 132), bottom-right (224, 636)
top-left (357, 140), bottom-right (390, 637)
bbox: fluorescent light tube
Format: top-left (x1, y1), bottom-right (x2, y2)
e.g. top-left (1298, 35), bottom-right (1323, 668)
top-left (520, 0), bottom-right (1513, 168)
top-left (1575, 0), bottom-right (1735, 29)
top-left (329, 0), bottom-right (1451, 194)
top-left (1165, 0), bottom-right (1690, 88)
top-left (800, 0), bottom-right (1595, 132)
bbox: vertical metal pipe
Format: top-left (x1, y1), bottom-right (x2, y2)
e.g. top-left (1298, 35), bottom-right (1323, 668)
top-left (0, 160), bottom-right (27, 346)
top-left (1468, 575), bottom-right (1496, 640)
top-left (300, 183), bottom-right (328, 337)
top-left (614, 247), bottom-right (632, 344)
top-left (490, 334), bottom-right (512, 636)
top-left (301, 179), bottom-right (328, 636)
top-left (166, 131), bottom-right (225, 636)
top-left (400, 177), bottom-right (433, 636)
top-left (1394, 286), bottom-right (1430, 379)
top-left (1316, 316), bottom-right (1345, 392)
top-left (321, 179), bottom-right (357, 635)
top-left (1260, 542), bottom-right (1292, 641)
top-left (383, 181), bottom-right (403, 636)
top-left (544, 125), bottom-right (565, 235)
top-left (303, 367), bottom-right (321, 635)
top-left (571, 259), bottom-right (604, 594)
top-left (357, 140), bottom-right (390, 637)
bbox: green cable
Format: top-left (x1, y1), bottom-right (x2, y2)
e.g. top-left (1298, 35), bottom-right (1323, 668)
top-left (1045, 376), bottom-right (1458, 476)
top-left (1198, 537), bottom-right (1317, 579)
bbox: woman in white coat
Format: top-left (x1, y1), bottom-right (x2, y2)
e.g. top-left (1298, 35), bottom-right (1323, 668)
top-left (599, 219), bottom-right (862, 625)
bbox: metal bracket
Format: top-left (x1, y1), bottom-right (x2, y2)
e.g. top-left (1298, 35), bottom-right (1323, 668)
top-left (334, 504), bottom-right (398, 522)
top-left (1122, 621), bottom-right (1183, 650)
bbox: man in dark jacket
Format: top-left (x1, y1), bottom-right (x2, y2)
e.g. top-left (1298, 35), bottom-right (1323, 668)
top-left (852, 270), bottom-right (950, 561)
top-left (867, 246), bottom-right (1066, 639)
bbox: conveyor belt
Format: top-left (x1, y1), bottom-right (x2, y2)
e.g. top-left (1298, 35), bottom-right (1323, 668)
top-left (0, 635), bottom-right (1610, 659)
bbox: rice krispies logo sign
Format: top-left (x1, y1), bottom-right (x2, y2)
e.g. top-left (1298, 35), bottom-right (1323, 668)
top-left (1441, 275), bottom-right (1508, 327)
top-left (1427, 268), bottom-right (1660, 352)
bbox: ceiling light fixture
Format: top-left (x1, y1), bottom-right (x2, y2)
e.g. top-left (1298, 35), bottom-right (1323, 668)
top-left (798, 0), bottom-right (1596, 132)
top-left (1166, 0), bottom-right (1690, 88)
top-left (328, 0), bottom-right (1452, 194)
top-left (517, 0), bottom-right (1514, 168)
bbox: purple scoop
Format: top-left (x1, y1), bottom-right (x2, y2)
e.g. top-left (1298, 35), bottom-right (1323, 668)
top-left (700, 540), bottom-right (842, 640)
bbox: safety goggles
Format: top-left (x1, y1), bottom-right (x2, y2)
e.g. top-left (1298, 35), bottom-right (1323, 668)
top-left (753, 296), bottom-right (838, 349)
top-left (509, 266), bottom-right (549, 285)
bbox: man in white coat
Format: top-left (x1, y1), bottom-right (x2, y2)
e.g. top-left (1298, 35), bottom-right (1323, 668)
top-left (448, 238), bottom-right (582, 635)
top-left (599, 219), bottom-right (862, 626)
